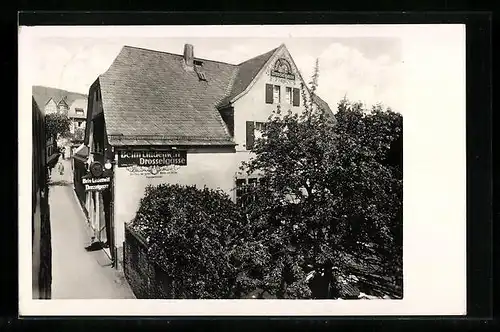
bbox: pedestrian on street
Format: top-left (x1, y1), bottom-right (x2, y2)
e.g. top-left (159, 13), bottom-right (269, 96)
top-left (57, 159), bottom-right (65, 176)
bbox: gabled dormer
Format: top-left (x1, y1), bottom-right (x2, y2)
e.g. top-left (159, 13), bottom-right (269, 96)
top-left (44, 98), bottom-right (58, 115)
top-left (57, 96), bottom-right (70, 112)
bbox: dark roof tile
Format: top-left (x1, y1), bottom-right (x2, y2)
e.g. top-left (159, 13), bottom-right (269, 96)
top-left (99, 46), bottom-right (238, 146)
top-left (97, 44), bottom-right (333, 145)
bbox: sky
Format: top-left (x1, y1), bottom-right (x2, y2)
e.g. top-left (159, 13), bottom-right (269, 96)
top-left (26, 29), bottom-right (403, 113)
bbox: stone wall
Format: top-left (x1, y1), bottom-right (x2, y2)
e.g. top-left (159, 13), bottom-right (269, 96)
top-left (123, 224), bottom-right (174, 299)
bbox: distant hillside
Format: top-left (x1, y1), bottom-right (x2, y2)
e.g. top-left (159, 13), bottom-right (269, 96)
top-left (32, 85), bottom-right (88, 109)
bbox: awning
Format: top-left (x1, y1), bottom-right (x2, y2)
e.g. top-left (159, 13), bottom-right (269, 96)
top-left (47, 152), bottom-right (60, 166)
top-left (72, 143), bottom-right (89, 162)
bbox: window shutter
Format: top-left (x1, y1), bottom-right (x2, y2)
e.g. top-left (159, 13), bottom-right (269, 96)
top-left (246, 121), bottom-right (255, 150)
top-left (292, 88), bottom-right (300, 106)
top-left (265, 84), bottom-right (274, 104)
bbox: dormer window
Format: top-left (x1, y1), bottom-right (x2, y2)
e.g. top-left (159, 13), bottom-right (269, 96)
top-left (196, 70), bottom-right (207, 81)
top-left (194, 59), bottom-right (203, 67)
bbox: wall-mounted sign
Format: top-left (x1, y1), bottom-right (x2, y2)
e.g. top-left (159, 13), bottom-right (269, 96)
top-left (82, 175), bottom-right (111, 191)
top-left (270, 58), bottom-right (295, 80)
top-left (117, 150), bottom-right (187, 167)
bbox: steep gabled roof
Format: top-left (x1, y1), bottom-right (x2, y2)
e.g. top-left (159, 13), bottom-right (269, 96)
top-left (32, 85), bottom-right (87, 110)
top-left (217, 47), bottom-right (279, 107)
top-left (96, 44), bottom-right (333, 146)
top-left (312, 94), bottom-right (336, 123)
top-left (99, 46), bottom-right (238, 146)
top-left (32, 96), bottom-right (41, 113)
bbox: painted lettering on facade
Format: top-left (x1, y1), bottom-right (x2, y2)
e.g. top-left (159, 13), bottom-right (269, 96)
top-left (124, 165), bottom-right (181, 178)
top-left (118, 150), bottom-right (188, 167)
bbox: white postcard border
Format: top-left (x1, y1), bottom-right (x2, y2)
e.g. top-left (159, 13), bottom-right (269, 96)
top-left (19, 24), bottom-right (466, 316)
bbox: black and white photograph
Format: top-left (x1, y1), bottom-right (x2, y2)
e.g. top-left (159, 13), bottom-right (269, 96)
top-left (20, 24), bottom-right (466, 316)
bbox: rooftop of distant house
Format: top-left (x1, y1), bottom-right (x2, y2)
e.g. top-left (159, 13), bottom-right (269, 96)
top-left (32, 85), bottom-right (88, 113)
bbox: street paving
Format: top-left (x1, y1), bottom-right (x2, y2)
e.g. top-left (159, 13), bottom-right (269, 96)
top-left (49, 158), bottom-right (135, 299)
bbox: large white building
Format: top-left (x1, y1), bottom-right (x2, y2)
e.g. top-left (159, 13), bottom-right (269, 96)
top-left (78, 43), bottom-right (333, 268)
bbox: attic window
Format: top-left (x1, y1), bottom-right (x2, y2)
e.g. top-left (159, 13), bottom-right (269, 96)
top-left (194, 60), bottom-right (204, 66)
top-left (75, 108), bottom-right (84, 115)
top-left (197, 71), bottom-right (207, 81)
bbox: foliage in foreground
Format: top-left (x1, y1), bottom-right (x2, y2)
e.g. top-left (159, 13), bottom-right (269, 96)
top-left (238, 63), bottom-right (403, 299)
top-left (130, 184), bottom-right (256, 299)
top-left (129, 61), bottom-right (403, 300)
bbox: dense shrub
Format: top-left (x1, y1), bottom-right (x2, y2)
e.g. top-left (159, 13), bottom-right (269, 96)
top-left (129, 184), bottom-right (255, 299)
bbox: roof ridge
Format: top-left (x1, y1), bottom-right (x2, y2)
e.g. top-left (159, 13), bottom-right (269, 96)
top-left (225, 67), bottom-right (240, 98)
top-left (122, 45), bottom-right (239, 67)
top-left (235, 46), bottom-right (280, 66)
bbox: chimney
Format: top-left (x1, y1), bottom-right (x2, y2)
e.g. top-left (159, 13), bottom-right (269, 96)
top-left (183, 44), bottom-right (194, 68)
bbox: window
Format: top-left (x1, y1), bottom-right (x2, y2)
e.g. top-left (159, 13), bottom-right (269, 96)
top-left (265, 84), bottom-right (282, 104)
top-left (255, 122), bottom-right (265, 140)
top-left (286, 87), bottom-right (292, 104)
top-left (273, 85), bottom-right (281, 104)
top-left (196, 70), bottom-right (207, 81)
top-left (235, 177), bottom-right (262, 207)
top-left (246, 121), bottom-right (266, 150)
top-left (292, 88), bottom-right (300, 106)
top-left (75, 108), bottom-right (84, 115)
top-left (77, 121), bottom-right (83, 128)
top-left (93, 139), bottom-right (103, 154)
top-left (235, 178), bottom-right (247, 206)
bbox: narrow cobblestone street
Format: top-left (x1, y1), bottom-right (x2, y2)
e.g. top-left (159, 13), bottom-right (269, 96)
top-left (49, 158), bottom-right (135, 299)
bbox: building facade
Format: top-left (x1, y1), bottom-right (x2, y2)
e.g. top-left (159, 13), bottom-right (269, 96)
top-left (77, 43), bottom-right (333, 269)
top-left (43, 98), bottom-right (59, 115)
top-left (68, 98), bottom-right (87, 134)
top-left (32, 97), bottom-right (55, 299)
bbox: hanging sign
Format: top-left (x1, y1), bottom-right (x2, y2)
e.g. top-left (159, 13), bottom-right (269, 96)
top-left (82, 174), bottom-right (111, 191)
top-left (117, 150), bottom-right (187, 167)
top-left (270, 58), bottom-right (295, 80)
top-left (82, 161), bottom-right (111, 191)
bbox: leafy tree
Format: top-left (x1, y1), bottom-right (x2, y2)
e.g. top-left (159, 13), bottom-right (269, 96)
top-left (45, 113), bottom-right (71, 139)
top-left (239, 61), bottom-right (403, 299)
top-left (73, 127), bottom-right (85, 142)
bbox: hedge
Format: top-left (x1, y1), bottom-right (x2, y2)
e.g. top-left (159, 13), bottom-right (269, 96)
top-left (129, 184), bottom-right (254, 299)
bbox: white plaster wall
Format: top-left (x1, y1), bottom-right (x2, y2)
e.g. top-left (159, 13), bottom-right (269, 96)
top-left (113, 150), bottom-right (238, 248)
top-left (232, 47), bottom-right (315, 170)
